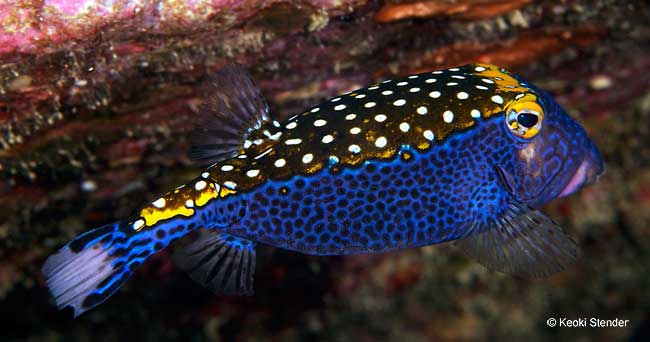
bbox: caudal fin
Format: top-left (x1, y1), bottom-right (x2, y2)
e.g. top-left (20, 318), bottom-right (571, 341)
top-left (42, 223), bottom-right (136, 317)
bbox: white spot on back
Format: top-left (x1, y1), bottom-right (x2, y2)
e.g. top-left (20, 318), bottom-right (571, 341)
top-left (451, 75), bottom-right (466, 79)
top-left (254, 148), bottom-right (273, 160)
top-left (223, 181), bottom-right (237, 189)
top-left (457, 91), bottom-right (469, 100)
top-left (334, 104), bottom-right (346, 111)
top-left (368, 86), bottom-right (379, 90)
top-left (446, 82), bottom-right (459, 86)
top-left (246, 169), bottom-right (260, 178)
top-left (429, 91), bottom-right (441, 98)
top-left (355, 94), bottom-right (366, 99)
top-left (185, 199), bottom-right (194, 208)
top-left (221, 165), bottom-right (234, 171)
top-left (425, 78), bottom-right (437, 83)
top-left (397, 81), bottom-right (408, 86)
top-left (471, 109), bottom-right (481, 118)
top-left (475, 66), bottom-right (487, 72)
top-left (267, 132), bottom-right (282, 140)
top-left (286, 122), bottom-right (297, 129)
top-left (201, 172), bottom-right (210, 178)
top-left (516, 93), bottom-right (525, 99)
top-left (133, 219), bottom-right (145, 231)
top-left (274, 158), bottom-right (286, 167)
top-left (381, 90), bottom-right (393, 95)
top-left (475, 85), bottom-right (489, 90)
top-left (364, 102), bottom-right (376, 108)
top-left (195, 180), bottom-right (207, 190)
top-left (443, 110), bottom-right (454, 123)
top-left (311, 107), bottom-right (320, 113)
top-left (374, 114), bottom-right (387, 122)
top-left (285, 138), bottom-right (302, 145)
top-left (331, 97), bottom-right (341, 102)
top-left (350, 127), bottom-right (361, 134)
top-left (408, 75), bottom-right (419, 79)
top-left (424, 130), bottom-right (434, 141)
top-left (449, 68), bottom-right (460, 71)
top-left (399, 122), bottom-right (410, 132)
top-left (482, 78), bottom-right (495, 84)
top-left (432, 70), bottom-right (443, 74)
top-left (417, 106), bottom-right (428, 115)
top-left (153, 198), bottom-right (166, 208)
top-left (302, 154), bottom-right (313, 164)
top-left (491, 95), bottom-right (504, 104)
top-left (322, 135), bottom-right (334, 143)
top-left (348, 144), bottom-right (361, 154)
top-left (393, 99), bottom-right (406, 106)
top-left (345, 113), bottom-right (357, 120)
top-left (314, 119), bottom-right (327, 127)
top-left (409, 87), bottom-right (421, 93)
top-left (375, 136), bottom-right (387, 148)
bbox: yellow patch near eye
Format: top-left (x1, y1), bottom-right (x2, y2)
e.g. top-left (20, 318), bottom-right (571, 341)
top-left (473, 63), bottom-right (528, 92)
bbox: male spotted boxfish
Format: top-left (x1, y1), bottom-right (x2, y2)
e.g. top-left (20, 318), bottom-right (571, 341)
top-left (43, 63), bottom-right (604, 316)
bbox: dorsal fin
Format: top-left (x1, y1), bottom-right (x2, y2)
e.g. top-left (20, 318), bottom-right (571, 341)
top-left (190, 62), bottom-right (275, 166)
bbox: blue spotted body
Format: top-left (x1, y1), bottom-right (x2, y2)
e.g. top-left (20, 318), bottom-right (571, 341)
top-left (43, 63), bottom-right (604, 317)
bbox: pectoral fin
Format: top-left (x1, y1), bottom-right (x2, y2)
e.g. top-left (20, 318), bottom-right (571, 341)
top-left (456, 199), bottom-right (579, 277)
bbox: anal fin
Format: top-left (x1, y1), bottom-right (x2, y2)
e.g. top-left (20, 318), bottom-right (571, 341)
top-left (457, 199), bottom-right (579, 277)
top-left (173, 230), bottom-right (256, 295)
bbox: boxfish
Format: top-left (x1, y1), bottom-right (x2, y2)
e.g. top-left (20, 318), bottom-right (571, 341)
top-left (42, 62), bottom-right (605, 317)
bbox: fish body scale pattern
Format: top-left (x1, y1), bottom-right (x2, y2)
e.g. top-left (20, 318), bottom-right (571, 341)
top-left (225, 117), bottom-right (512, 255)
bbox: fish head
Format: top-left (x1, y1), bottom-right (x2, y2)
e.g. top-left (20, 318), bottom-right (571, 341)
top-left (494, 82), bottom-right (605, 208)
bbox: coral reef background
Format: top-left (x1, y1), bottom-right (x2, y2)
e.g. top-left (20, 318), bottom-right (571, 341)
top-left (1, 0), bottom-right (648, 340)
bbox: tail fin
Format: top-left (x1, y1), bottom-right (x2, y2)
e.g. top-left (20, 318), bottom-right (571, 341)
top-left (42, 222), bottom-right (140, 317)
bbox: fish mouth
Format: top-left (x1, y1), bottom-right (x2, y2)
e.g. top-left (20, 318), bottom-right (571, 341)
top-left (558, 156), bottom-right (605, 197)
top-left (559, 160), bottom-right (589, 197)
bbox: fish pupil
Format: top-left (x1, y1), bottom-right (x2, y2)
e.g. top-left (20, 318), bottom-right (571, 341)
top-left (517, 113), bottom-right (538, 128)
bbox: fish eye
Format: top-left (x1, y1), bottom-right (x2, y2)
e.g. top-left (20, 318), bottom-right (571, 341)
top-left (505, 99), bottom-right (544, 139)
top-left (517, 113), bottom-right (539, 128)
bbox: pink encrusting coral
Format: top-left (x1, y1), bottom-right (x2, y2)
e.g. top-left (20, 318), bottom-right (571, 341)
top-left (0, 0), bottom-right (341, 56)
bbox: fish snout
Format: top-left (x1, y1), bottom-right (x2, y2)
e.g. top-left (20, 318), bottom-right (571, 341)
top-left (584, 146), bottom-right (606, 186)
